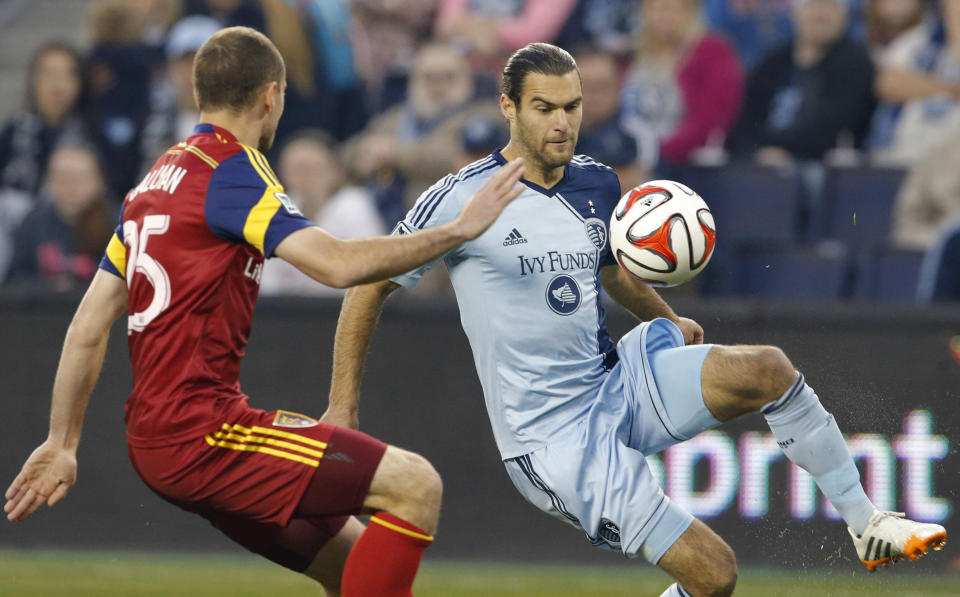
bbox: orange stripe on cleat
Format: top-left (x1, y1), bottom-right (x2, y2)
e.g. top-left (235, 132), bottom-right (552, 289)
top-left (863, 558), bottom-right (891, 572)
top-left (904, 532), bottom-right (947, 560)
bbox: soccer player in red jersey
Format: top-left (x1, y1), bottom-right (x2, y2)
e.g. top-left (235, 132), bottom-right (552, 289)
top-left (4, 27), bottom-right (524, 597)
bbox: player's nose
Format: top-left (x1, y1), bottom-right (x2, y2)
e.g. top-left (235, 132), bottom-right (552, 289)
top-left (552, 110), bottom-right (571, 133)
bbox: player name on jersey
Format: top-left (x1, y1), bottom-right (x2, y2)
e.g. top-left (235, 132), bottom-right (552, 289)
top-left (129, 164), bottom-right (188, 200)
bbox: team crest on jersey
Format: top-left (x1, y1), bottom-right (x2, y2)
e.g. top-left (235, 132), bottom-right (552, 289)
top-left (596, 518), bottom-right (622, 549)
top-left (583, 218), bottom-right (607, 251)
top-left (273, 410), bottom-right (318, 428)
top-left (546, 274), bottom-right (581, 315)
top-left (274, 192), bottom-right (302, 216)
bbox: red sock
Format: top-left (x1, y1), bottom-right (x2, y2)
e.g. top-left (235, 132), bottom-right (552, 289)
top-left (342, 512), bottom-right (434, 597)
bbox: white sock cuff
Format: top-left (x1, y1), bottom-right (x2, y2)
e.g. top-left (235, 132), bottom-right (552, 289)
top-left (658, 583), bottom-right (693, 597)
top-left (761, 371), bottom-right (805, 416)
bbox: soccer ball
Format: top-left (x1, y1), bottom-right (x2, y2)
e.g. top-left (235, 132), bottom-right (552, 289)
top-left (609, 180), bottom-right (716, 287)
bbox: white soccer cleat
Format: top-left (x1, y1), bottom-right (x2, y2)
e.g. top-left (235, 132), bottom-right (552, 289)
top-left (848, 510), bottom-right (947, 571)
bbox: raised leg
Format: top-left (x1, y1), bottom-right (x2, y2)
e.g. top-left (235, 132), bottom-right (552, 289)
top-left (701, 345), bottom-right (876, 536)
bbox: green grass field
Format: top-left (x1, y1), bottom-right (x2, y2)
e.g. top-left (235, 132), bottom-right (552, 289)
top-left (0, 550), bottom-right (957, 597)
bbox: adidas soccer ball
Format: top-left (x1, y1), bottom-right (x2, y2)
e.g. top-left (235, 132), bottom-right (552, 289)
top-left (609, 180), bottom-right (716, 287)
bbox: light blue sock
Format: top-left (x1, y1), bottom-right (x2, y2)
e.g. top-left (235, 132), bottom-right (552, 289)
top-left (763, 373), bottom-right (877, 535)
top-left (659, 583), bottom-right (693, 597)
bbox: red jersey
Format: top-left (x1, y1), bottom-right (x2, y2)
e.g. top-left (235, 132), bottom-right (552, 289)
top-left (99, 124), bottom-right (313, 447)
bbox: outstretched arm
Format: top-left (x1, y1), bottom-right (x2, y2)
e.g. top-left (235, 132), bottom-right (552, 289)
top-left (323, 280), bottom-right (402, 429)
top-left (275, 159), bottom-right (524, 289)
top-left (600, 265), bottom-right (703, 345)
top-left (5, 270), bottom-right (128, 521)
top-left (875, 67), bottom-right (960, 104)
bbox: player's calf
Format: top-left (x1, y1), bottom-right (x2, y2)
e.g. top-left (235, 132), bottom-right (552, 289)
top-left (301, 517), bottom-right (366, 596)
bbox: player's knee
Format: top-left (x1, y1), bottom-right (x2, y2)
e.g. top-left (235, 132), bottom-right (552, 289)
top-left (707, 542), bottom-right (738, 597)
top-left (705, 345), bottom-right (796, 416)
top-left (394, 452), bottom-right (442, 535)
top-left (384, 449), bottom-right (443, 515)
top-left (369, 448), bottom-right (443, 534)
top-left (691, 538), bottom-right (737, 597)
top-left (750, 345), bottom-right (796, 401)
top-left (660, 519), bottom-right (737, 597)
top-left (724, 345), bottom-right (795, 404)
top-left (403, 452), bottom-right (443, 511)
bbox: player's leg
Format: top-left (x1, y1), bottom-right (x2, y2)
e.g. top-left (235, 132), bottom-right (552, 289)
top-left (654, 342), bottom-right (878, 534)
top-left (694, 345), bottom-right (946, 568)
top-left (292, 440), bottom-right (442, 534)
top-left (203, 439), bottom-right (440, 597)
top-left (701, 345), bottom-right (880, 534)
top-left (501, 399), bottom-right (721, 597)
top-left (338, 445), bottom-right (442, 597)
top-left (208, 437), bottom-right (441, 597)
top-left (697, 344), bottom-right (795, 420)
top-left (208, 514), bottom-right (360, 597)
top-left (301, 517), bottom-right (365, 597)
top-left (600, 323), bottom-right (735, 595)
top-left (359, 445), bottom-right (443, 533)
top-left (655, 518), bottom-right (737, 597)
top-left (130, 406), bottom-right (440, 596)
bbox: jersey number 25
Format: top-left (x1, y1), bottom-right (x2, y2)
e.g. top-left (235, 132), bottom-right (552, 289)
top-left (123, 215), bottom-right (172, 334)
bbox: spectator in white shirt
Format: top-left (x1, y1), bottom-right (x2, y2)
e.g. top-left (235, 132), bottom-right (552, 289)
top-left (259, 131), bottom-right (387, 296)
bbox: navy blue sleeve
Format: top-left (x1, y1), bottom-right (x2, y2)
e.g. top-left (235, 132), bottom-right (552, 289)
top-left (205, 148), bottom-right (313, 257)
top-left (598, 170), bottom-right (622, 268)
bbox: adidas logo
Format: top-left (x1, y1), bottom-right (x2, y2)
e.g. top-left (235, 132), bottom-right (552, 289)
top-left (503, 228), bottom-right (528, 246)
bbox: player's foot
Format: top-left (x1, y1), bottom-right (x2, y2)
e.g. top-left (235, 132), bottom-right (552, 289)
top-left (848, 510), bottom-right (947, 571)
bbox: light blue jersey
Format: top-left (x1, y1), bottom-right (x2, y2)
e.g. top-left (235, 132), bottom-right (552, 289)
top-left (395, 151), bottom-right (722, 561)
top-left (393, 151), bottom-right (622, 458)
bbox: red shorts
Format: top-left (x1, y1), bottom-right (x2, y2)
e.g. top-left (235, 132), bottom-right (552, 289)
top-left (128, 406), bottom-right (386, 571)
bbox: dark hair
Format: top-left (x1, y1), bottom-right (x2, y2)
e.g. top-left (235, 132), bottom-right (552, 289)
top-left (193, 26), bottom-right (285, 112)
top-left (27, 42), bottom-right (88, 115)
top-left (866, 0), bottom-right (926, 48)
top-left (502, 42), bottom-right (579, 108)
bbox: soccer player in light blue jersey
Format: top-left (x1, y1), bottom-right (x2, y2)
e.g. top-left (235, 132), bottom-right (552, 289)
top-left (326, 43), bottom-right (947, 596)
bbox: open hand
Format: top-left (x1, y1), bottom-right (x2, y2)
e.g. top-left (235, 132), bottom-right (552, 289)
top-left (454, 158), bottom-right (525, 241)
top-left (4, 440), bottom-right (77, 522)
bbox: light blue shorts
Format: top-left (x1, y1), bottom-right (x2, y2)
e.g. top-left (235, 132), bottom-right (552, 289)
top-left (503, 318), bottom-right (721, 564)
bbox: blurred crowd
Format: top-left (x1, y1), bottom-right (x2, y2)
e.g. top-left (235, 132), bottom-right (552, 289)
top-left (1, 0), bottom-right (959, 301)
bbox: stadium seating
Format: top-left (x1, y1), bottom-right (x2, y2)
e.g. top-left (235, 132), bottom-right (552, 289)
top-left (916, 219), bottom-right (960, 302)
top-left (819, 166), bottom-right (907, 251)
top-left (677, 164), bottom-right (803, 246)
top-left (730, 244), bottom-right (850, 301)
top-left (852, 245), bottom-right (924, 302)
top-left (692, 165), bottom-right (915, 302)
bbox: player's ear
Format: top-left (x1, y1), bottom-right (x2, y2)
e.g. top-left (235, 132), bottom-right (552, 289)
top-left (500, 93), bottom-right (515, 123)
top-left (262, 81), bottom-right (279, 115)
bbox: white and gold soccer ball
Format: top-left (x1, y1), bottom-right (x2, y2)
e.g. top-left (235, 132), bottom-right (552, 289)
top-left (609, 179), bottom-right (716, 287)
